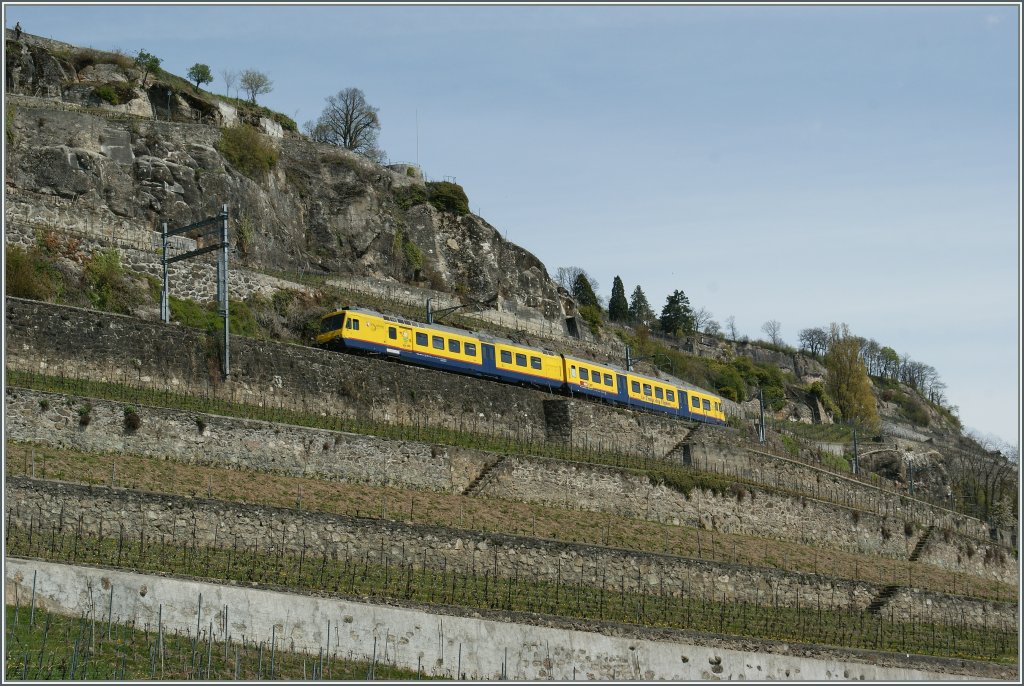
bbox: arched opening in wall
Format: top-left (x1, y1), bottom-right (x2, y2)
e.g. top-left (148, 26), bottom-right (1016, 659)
top-left (565, 317), bottom-right (580, 339)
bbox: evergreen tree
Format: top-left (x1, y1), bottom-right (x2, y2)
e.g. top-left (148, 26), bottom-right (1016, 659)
top-left (608, 276), bottom-right (629, 322)
top-left (659, 289), bottom-right (695, 336)
top-left (571, 272), bottom-right (600, 309)
top-left (627, 286), bottom-right (654, 327)
top-left (825, 322), bottom-right (880, 431)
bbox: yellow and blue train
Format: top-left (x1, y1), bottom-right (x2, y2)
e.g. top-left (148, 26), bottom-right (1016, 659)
top-left (316, 306), bottom-right (727, 425)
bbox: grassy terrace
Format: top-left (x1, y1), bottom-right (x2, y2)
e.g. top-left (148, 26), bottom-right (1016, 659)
top-left (6, 442), bottom-right (1016, 603)
top-left (5, 526), bottom-right (1016, 664)
top-left (4, 606), bottom-right (431, 681)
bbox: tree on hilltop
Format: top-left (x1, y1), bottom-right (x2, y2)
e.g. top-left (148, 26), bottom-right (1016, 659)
top-left (240, 69), bottom-right (273, 104)
top-left (134, 49), bottom-right (161, 87)
top-left (628, 286), bottom-right (654, 328)
top-left (303, 87), bottom-right (383, 162)
top-left (824, 322), bottom-right (879, 431)
top-left (571, 272), bottom-right (600, 310)
top-left (608, 276), bottom-right (629, 323)
top-left (659, 289), bottom-right (694, 337)
top-left (187, 63), bottom-right (213, 92)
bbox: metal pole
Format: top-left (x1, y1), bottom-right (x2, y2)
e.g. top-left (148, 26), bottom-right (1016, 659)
top-left (625, 345), bottom-right (632, 372)
top-left (161, 223), bottom-right (169, 323)
top-left (221, 204), bottom-right (230, 378)
top-left (426, 297), bottom-right (433, 324)
top-left (852, 428), bottom-right (859, 475)
top-left (758, 387), bottom-right (766, 443)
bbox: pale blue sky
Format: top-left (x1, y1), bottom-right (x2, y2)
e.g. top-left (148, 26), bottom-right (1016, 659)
top-left (3, 3), bottom-right (1020, 449)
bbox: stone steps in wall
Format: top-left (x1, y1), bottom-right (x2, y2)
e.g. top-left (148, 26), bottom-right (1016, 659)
top-left (909, 525), bottom-right (936, 563)
top-left (866, 584), bottom-right (901, 615)
top-left (463, 456), bottom-right (507, 496)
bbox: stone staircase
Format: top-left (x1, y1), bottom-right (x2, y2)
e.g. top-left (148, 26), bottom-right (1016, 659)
top-left (866, 585), bottom-right (900, 615)
top-left (866, 525), bottom-right (936, 614)
top-left (909, 524), bottom-right (936, 562)
top-left (462, 456), bottom-right (506, 496)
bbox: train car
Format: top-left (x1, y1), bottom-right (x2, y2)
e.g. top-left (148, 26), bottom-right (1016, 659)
top-left (316, 307), bottom-right (485, 375)
top-left (316, 307), bottom-right (563, 391)
top-left (678, 387), bottom-right (727, 425)
top-left (622, 370), bottom-right (684, 414)
top-left (562, 355), bottom-right (622, 402)
top-left (487, 337), bottom-right (564, 390)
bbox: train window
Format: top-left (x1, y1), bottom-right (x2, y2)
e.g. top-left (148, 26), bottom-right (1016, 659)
top-left (530, 356), bottom-right (541, 370)
top-left (465, 343), bottom-right (476, 357)
top-left (666, 390), bottom-right (675, 403)
top-left (702, 399), bottom-right (711, 410)
top-left (320, 314), bottom-right (344, 333)
top-left (604, 374), bottom-right (613, 386)
top-left (432, 336), bottom-right (444, 350)
top-left (388, 327), bottom-right (397, 340)
top-left (655, 387), bottom-right (664, 399)
top-left (344, 319), bottom-right (352, 329)
top-left (515, 353), bottom-right (527, 367)
top-left (449, 339), bottom-right (461, 354)
top-left (692, 396), bottom-right (700, 408)
top-left (643, 384), bottom-right (652, 396)
top-left (580, 368), bottom-right (589, 381)
top-left (351, 319), bottom-right (360, 331)
top-left (416, 332), bottom-right (428, 346)
top-left (591, 370), bottom-right (601, 384)
top-left (570, 366), bottom-right (577, 378)
top-left (631, 380), bottom-right (640, 393)
top-left (501, 350), bottom-right (512, 364)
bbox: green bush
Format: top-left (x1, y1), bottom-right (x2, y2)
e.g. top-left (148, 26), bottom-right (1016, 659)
top-left (578, 304), bottom-right (603, 337)
top-left (426, 181), bottom-right (470, 215)
top-left (94, 81), bottom-right (135, 105)
top-left (168, 296), bottom-right (266, 339)
top-left (712, 363), bottom-right (745, 403)
top-left (83, 249), bottom-right (137, 314)
top-left (394, 185), bottom-right (427, 210)
top-left (5, 244), bottom-right (60, 301)
top-left (216, 124), bottom-right (279, 180)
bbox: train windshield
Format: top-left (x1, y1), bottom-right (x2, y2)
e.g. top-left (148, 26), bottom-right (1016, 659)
top-left (320, 313), bottom-right (345, 334)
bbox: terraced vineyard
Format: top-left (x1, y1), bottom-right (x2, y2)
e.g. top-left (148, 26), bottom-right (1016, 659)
top-left (4, 302), bottom-right (1018, 680)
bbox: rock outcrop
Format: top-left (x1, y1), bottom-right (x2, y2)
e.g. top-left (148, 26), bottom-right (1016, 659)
top-left (4, 29), bottom-right (569, 324)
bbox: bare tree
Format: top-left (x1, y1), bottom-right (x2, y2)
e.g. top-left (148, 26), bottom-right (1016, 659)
top-left (555, 266), bottom-right (599, 295)
top-left (240, 69), bottom-right (273, 104)
top-left (798, 327), bottom-right (829, 358)
top-left (303, 87), bottom-right (383, 161)
top-left (761, 319), bottom-right (783, 346)
top-left (692, 307), bottom-right (714, 334)
top-left (221, 68), bottom-right (238, 99)
top-left (725, 315), bottom-right (738, 341)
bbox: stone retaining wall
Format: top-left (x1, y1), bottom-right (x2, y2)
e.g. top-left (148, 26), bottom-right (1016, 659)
top-left (6, 477), bottom-right (1014, 630)
top-left (7, 558), bottom-right (1006, 681)
top-left (6, 387), bottom-right (1015, 586)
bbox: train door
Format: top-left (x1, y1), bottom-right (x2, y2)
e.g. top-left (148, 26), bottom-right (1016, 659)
top-left (481, 344), bottom-right (496, 375)
top-left (616, 374), bottom-right (629, 406)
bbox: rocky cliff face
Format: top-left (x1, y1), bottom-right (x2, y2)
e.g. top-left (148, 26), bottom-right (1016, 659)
top-left (4, 30), bottom-right (570, 322)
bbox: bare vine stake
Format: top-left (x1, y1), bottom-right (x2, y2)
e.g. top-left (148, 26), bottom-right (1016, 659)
top-left (29, 570), bottom-right (37, 627)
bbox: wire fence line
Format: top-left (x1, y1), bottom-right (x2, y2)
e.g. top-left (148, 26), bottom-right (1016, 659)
top-left (5, 524), bottom-right (1017, 664)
